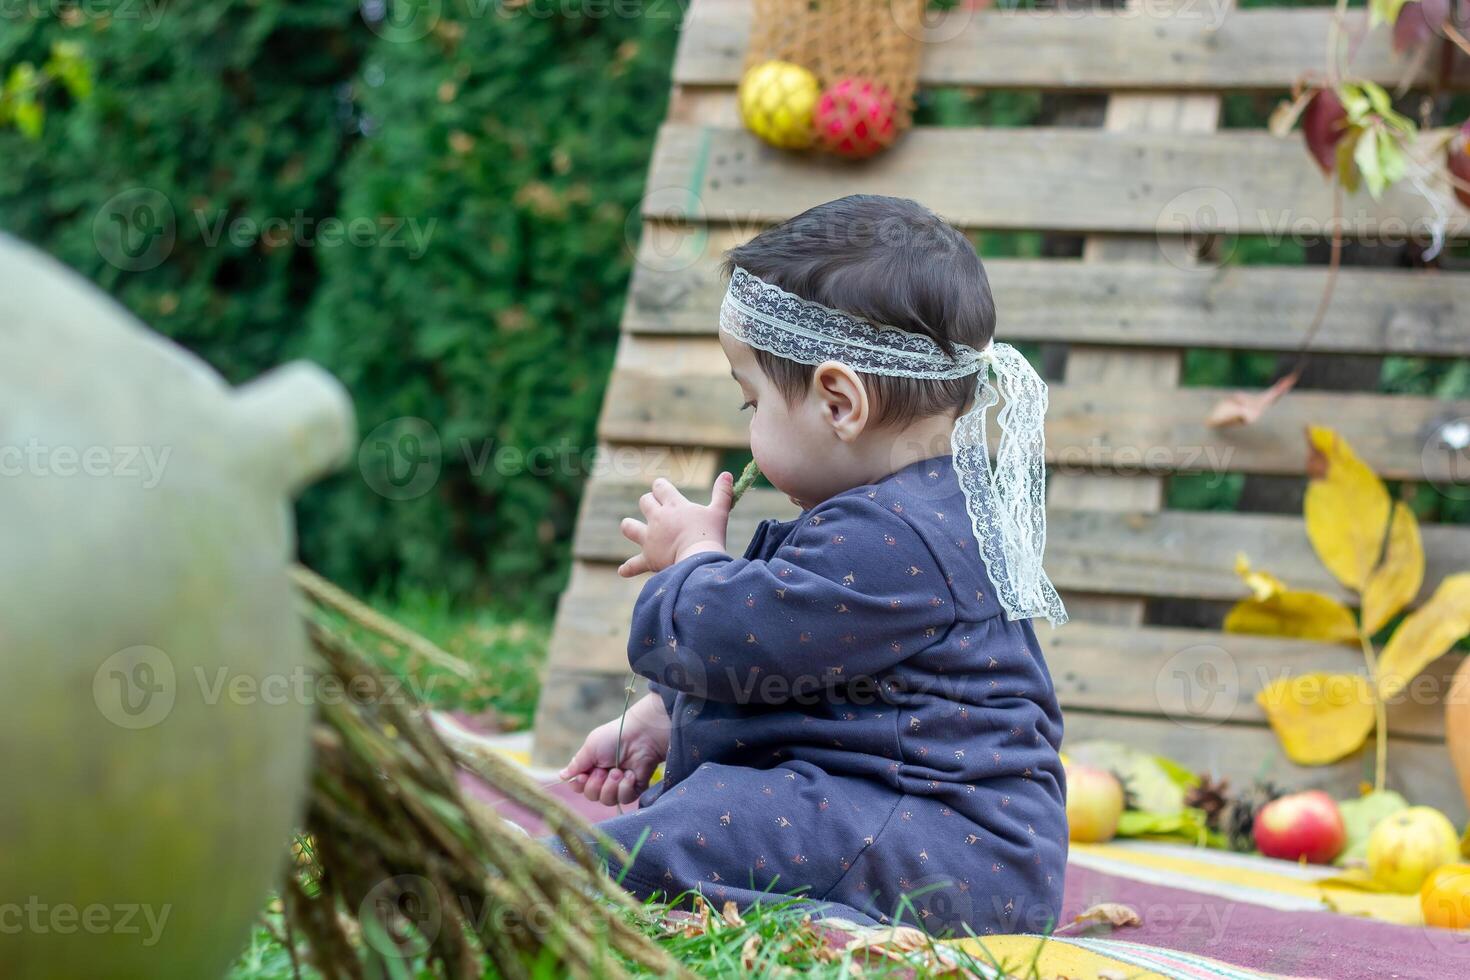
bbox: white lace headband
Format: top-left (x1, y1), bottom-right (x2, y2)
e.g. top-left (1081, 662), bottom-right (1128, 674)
top-left (720, 265), bottom-right (1068, 628)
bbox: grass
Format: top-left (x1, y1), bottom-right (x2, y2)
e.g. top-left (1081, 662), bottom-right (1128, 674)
top-left (230, 887), bottom-right (1049, 980)
top-left (326, 590), bottom-right (550, 730)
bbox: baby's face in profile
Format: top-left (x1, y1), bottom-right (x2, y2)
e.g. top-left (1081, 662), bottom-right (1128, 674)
top-left (721, 330), bottom-right (885, 510)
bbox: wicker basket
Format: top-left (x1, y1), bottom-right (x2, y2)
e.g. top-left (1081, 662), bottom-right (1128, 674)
top-left (739, 0), bottom-right (926, 158)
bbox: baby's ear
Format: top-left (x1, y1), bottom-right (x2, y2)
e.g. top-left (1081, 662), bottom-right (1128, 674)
top-left (811, 360), bottom-right (870, 442)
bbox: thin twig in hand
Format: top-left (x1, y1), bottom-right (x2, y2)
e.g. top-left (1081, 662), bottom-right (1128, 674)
top-left (612, 672), bottom-right (637, 815)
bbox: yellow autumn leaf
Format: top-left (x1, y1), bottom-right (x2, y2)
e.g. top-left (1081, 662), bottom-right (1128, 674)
top-left (1360, 501), bottom-right (1424, 636)
top-left (1256, 673), bottom-right (1376, 765)
top-left (1225, 592), bottom-right (1360, 643)
top-left (1235, 553), bottom-right (1287, 601)
top-left (1304, 426), bottom-right (1391, 592)
top-left (1376, 574), bottom-right (1470, 700)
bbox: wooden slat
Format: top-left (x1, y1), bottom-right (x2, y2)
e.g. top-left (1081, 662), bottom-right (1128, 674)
top-left (625, 250), bottom-right (1470, 357)
top-left (1064, 712), bottom-right (1464, 821)
top-left (674, 3), bottom-right (1470, 92)
top-left (1046, 622), bottom-right (1456, 741)
top-left (544, 560), bottom-right (643, 671)
top-left (645, 123), bottom-right (1470, 237)
top-left (1051, 35), bottom-right (1223, 624)
top-left (598, 355), bottom-right (1469, 481)
top-left (569, 483), bottom-right (1470, 605)
top-left (595, 443), bottom-right (720, 484)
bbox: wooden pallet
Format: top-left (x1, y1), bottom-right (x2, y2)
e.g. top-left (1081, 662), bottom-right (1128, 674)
top-left (532, 0), bottom-right (1470, 819)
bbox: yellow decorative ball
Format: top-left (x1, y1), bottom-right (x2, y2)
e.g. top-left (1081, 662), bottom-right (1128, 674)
top-left (738, 60), bottom-right (819, 149)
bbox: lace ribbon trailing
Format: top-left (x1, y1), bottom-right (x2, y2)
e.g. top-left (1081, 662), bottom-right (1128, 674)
top-left (720, 265), bottom-right (1068, 627)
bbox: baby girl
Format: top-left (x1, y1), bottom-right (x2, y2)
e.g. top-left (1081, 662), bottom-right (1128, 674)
top-left (558, 194), bottom-right (1068, 936)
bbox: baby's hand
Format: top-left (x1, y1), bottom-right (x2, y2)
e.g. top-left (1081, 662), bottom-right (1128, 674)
top-left (618, 472), bottom-right (733, 577)
top-left (559, 692), bottom-right (670, 806)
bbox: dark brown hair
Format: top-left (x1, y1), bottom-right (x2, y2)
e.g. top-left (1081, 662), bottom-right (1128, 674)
top-left (719, 194), bottom-right (996, 427)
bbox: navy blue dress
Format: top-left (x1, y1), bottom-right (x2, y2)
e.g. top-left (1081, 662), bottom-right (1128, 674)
top-left (586, 454), bottom-right (1067, 936)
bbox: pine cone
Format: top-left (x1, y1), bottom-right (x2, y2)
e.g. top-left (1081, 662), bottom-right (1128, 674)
top-left (1222, 780), bottom-right (1283, 852)
top-left (1184, 774), bottom-right (1231, 828)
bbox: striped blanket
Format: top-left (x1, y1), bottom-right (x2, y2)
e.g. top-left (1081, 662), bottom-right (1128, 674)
top-left (457, 724), bottom-right (1457, 979)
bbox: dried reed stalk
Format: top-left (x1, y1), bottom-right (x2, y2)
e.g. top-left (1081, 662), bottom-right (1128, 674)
top-left (281, 579), bottom-right (689, 979)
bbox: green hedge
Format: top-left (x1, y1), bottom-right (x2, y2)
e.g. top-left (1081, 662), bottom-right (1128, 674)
top-left (0, 2), bottom-right (365, 381)
top-left (297, 3), bottom-right (678, 608)
top-left (0, 2), bottom-right (678, 612)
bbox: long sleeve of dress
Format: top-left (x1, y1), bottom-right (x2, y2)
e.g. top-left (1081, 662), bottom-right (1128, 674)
top-left (626, 493), bottom-right (955, 704)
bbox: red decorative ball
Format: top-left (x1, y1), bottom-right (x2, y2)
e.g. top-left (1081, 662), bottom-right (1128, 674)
top-left (812, 77), bottom-right (898, 159)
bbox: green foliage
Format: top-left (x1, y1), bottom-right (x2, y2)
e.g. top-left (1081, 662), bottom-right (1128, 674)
top-left (0, 2), bottom-right (678, 612)
top-left (0, 2), bottom-right (366, 380)
top-left (0, 40), bottom-right (91, 137)
top-left (295, 2), bottom-right (678, 608)
top-left (342, 589), bottom-right (548, 727)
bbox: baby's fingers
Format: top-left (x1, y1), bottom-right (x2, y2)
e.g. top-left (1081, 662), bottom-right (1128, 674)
top-left (620, 517), bottom-right (647, 546)
top-left (599, 768), bottom-right (631, 807)
top-left (618, 553), bottom-right (651, 578)
top-left (580, 768), bottom-right (609, 803)
top-left (650, 477), bottom-right (684, 505)
top-left (708, 470), bottom-right (734, 515)
top-left (615, 769), bottom-right (645, 806)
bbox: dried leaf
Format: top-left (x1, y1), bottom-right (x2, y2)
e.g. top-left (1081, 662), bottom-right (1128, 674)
top-left (1204, 371), bottom-right (1300, 428)
top-left (1361, 501), bottom-right (1424, 635)
top-left (1073, 903), bottom-right (1142, 929)
top-left (1256, 673), bottom-right (1375, 765)
top-left (740, 932), bottom-right (761, 970)
top-left (673, 897), bottom-right (712, 937)
top-left (1302, 89), bottom-right (1348, 174)
top-left (844, 925), bottom-right (930, 954)
top-left (1377, 574), bottom-right (1470, 700)
top-left (721, 900), bottom-right (746, 928)
top-left (1304, 426), bottom-right (1391, 592)
top-left (1270, 90), bottom-right (1315, 137)
top-left (1224, 591), bottom-right (1359, 644)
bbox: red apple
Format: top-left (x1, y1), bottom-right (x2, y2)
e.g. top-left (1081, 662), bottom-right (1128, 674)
top-left (1253, 790), bottom-right (1347, 864)
top-left (1066, 764), bottom-right (1125, 843)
